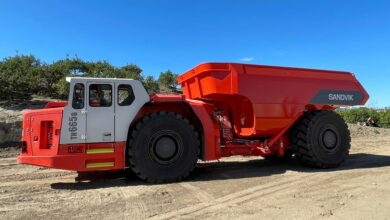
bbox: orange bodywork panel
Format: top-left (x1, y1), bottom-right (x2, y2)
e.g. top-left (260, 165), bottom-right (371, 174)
top-left (178, 63), bottom-right (369, 138)
top-left (18, 108), bottom-right (126, 171)
top-left (186, 100), bottom-right (220, 160)
top-left (18, 141), bottom-right (126, 171)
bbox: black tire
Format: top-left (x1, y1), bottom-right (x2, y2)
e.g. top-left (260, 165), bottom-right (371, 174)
top-left (127, 112), bottom-right (200, 183)
top-left (291, 110), bottom-right (350, 168)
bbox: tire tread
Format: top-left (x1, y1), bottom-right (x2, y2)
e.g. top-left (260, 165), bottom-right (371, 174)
top-left (127, 111), bottom-right (200, 183)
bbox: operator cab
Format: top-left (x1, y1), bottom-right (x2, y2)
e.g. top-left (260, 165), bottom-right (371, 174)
top-left (61, 77), bottom-right (150, 145)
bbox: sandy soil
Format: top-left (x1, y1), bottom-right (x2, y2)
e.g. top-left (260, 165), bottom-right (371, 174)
top-left (1, 126), bottom-right (390, 220)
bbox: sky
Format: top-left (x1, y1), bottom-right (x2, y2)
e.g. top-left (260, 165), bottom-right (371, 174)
top-left (0, 0), bottom-right (389, 107)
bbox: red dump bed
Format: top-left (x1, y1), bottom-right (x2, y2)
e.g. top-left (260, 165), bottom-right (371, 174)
top-left (178, 63), bottom-right (369, 137)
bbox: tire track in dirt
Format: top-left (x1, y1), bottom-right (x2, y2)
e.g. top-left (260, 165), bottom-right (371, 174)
top-left (0, 173), bottom-right (75, 187)
top-left (150, 173), bottom-right (320, 220)
top-left (119, 186), bottom-right (148, 219)
top-left (179, 182), bottom-right (215, 203)
top-left (186, 168), bottom-right (390, 219)
top-left (0, 163), bottom-right (17, 167)
top-left (0, 158), bottom-right (17, 165)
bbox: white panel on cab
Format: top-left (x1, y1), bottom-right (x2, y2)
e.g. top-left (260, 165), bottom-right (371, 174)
top-left (114, 80), bottom-right (150, 142)
top-left (60, 77), bottom-right (150, 145)
top-left (86, 82), bottom-right (115, 143)
top-left (60, 81), bottom-right (87, 144)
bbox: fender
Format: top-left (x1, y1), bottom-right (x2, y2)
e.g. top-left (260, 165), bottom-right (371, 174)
top-left (186, 99), bottom-right (220, 160)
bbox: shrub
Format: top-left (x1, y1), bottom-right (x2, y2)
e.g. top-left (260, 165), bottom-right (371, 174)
top-left (337, 108), bottom-right (370, 124)
top-left (380, 110), bottom-right (390, 128)
top-left (337, 108), bottom-right (389, 128)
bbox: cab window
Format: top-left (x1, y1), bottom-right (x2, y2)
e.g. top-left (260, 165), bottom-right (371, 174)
top-left (89, 84), bottom-right (112, 107)
top-left (118, 84), bottom-right (135, 106)
top-left (72, 83), bottom-right (85, 109)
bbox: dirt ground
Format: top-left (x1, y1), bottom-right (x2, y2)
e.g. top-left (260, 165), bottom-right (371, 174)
top-left (1, 125), bottom-right (390, 220)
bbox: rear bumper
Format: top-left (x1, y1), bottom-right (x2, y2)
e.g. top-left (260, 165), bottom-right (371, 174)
top-left (17, 142), bottom-right (126, 172)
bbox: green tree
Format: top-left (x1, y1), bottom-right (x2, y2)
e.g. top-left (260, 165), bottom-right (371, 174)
top-left (143, 76), bottom-right (159, 94)
top-left (48, 57), bottom-right (89, 98)
top-left (121, 64), bottom-right (142, 76)
top-left (115, 64), bottom-right (143, 80)
top-left (53, 77), bottom-right (70, 99)
top-left (0, 54), bottom-right (184, 101)
top-left (158, 70), bottom-right (179, 93)
top-left (0, 55), bottom-right (42, 100)
top-left (84, 61), bottom-right (115, 78)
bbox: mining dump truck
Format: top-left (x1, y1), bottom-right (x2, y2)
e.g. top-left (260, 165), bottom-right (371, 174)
top-left (17, 63), bottom-right (369, 183)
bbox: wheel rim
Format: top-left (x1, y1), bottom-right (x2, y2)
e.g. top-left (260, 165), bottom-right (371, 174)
top-left (155, 136), bottom-right (177, 159)
top-left (322, 129), bottom-right (338, 150)
top-left (149, 130), bottom-right (183, 165)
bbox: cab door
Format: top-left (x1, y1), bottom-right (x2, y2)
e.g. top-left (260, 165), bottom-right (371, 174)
top-left (86, 82), bottom-right (115, 143)
top-left (60, 82), bottom-right (87, 144)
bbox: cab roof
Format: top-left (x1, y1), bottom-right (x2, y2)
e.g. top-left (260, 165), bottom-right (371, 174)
top-left (66, 77), bottom-right (137, 83)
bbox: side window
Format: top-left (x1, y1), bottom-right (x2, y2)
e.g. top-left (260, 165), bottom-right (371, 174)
top-left (89, 84), bottom-right (112, 107)
top-left (118, 84), bottom-right (135, 106)
top-left (72, 83), bottom-right (85, 109)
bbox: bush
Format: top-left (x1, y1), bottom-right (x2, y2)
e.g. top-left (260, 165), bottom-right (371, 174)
top-left (380, 110), bottom-right (390, 128)
top-left (337, 108), bottom-right (370, 124)
top-left (337, 108), bottom-right (389, 128)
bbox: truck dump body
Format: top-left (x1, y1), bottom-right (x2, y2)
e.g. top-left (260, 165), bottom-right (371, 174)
top-left (178, 63), bottom-right (368, 137)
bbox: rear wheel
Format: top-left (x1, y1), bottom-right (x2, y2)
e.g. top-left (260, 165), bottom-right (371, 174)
top-left (291, 110), bottom-right (350, 168)
top-left (127, 112), bottom-right (200, 183)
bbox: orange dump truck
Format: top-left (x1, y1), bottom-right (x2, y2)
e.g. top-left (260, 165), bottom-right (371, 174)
top-left (18, 63), bottom-right (368, 182)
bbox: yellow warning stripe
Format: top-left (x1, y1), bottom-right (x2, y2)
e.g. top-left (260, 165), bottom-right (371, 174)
top-left (86, 162), bottom-right (114, 168)
top-left (86, 148), bottom-right (114, 154)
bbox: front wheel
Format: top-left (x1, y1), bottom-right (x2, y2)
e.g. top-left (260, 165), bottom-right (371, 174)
top-left (127, 112), bottom-right (200, 183)
top-left (291, 110), bottom-right (351, 168)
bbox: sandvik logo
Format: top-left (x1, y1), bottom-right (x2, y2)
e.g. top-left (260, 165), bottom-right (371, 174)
top-left (328, 94), bottom-right (354, 101)
top-left (310, 90), bottom-right (363, 105)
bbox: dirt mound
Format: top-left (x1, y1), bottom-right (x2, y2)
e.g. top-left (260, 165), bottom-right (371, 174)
top-left (348, 123), bottom-right (390, 138)
top-left (0, 96), bottom-right (62, 145)
top-left (0, 108), bottom-right (24, 145)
